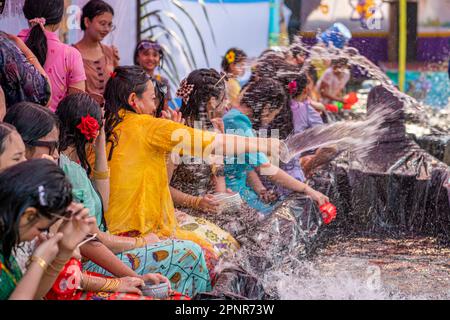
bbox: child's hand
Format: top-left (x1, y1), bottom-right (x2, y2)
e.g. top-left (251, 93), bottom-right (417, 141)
top-left (199, 194), bottom-right (219, 213)
top-left (32, 232), bottom-right (64, 266)
top-left (161, 109), bottom-right (185, 124)
top-left (116, 277), bottom-right (144, 294)
top-left (57, 203), bottom-right (96, 254)
top-left (142, 273), bottom-right (171, 290)
top-left (143, 233), bottom-right (160, 244)
top-left (111, 46), bottom-right (120, 62)
top-left (211, 118), bottom-right (225, 133)
top-left (306, 188), bottom-right (329, 207)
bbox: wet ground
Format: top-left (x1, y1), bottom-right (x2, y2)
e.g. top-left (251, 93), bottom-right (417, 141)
top-left (272, 236), bottom-right (450, 300)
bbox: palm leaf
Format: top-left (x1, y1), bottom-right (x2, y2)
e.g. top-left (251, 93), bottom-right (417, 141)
top-left (169, 0), bottom-right (211, 66)
top-left (142, 24), bottom-right (195, 70)
top-left (161, 10), bottom-right (198, 69)
top-left (198, 0), bottom-right (217, 46)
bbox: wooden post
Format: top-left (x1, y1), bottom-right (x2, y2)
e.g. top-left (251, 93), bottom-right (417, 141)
top-left (399, 0), bottom-right (407, 91)
top-left (136, 0), bottom-right (142, 43)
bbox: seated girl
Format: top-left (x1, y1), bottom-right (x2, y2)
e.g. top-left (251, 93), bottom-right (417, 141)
top-left (0, 123), bottom-right (26, 171)
top-left (221, 48), bottom-right (247, 108)
top-left (4, 101), bottom-right (195, 299)
top-left (102, 66), bottom-right (286, 262)
top-left (170, 69), bottom-right (248, 235)
top-left (0, 159), bottom-right (94, 300)
top-left (56, 93), bottom-right (212, 297)
top-left (223, 78), bottom-right (329, 215)
top-left (288, 73), bottom-right (337, 179)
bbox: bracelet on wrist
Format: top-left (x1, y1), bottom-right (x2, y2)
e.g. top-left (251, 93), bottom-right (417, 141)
top-left (28, 256), bottom-right (48, 271)
top-left (93, 168), bottom-right (110, 180)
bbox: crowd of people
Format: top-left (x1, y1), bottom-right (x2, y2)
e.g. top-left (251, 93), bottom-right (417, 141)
top-left (0, 0), bottom-right (354, 300)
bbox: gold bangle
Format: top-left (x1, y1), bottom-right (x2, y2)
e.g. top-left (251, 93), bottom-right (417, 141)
top-left (26, 55), bottom-right (37, 63)
top-left (93, 169), bottom-right (110, 180)
top-left (193, 197), bottom-right (202, 210)
top-left (30, 256), bottom-right (48, 271)
top-left (110, 279), bottom-right (121, 292)
top-left (99, 278), bottom-right (111, 292)
top-left (100, 278), bottom-right (120, 292)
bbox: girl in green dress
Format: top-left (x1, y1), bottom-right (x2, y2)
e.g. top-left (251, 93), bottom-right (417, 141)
top-left (0, 159), bottom-right (93, 299)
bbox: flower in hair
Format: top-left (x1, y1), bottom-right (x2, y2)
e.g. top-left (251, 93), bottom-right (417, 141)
top-left (76, 115), bottom-right (100, 141)
top-left (109, 72), bottom-right (117, 79)
top-left (288, 80), bottom-right (297, 95)
top-left (226, 50), bottom-right (236, 64)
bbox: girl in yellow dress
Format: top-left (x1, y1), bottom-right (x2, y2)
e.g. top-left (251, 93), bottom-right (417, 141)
top-left (103, 66), bottom-right (285, 268)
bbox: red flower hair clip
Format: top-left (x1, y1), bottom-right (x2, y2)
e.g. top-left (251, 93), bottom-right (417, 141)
top-left (109, 71), bottom-right (117, 79)
top-left (288, 80), bottom-right (297, 95)
top-left (76, 115), bottom-right (100, 141)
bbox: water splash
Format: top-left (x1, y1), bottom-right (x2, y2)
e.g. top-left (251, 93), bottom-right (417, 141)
top-left (281, 104), bottom-right (394, 163)
top-left (289, 37), bottom-right (426, 118)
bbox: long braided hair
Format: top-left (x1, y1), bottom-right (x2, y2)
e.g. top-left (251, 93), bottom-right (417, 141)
top-left (178, 68), bottom-right (226, 129)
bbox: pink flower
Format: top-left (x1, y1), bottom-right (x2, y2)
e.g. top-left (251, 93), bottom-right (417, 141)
top-left (288, 80), bottom-right (297, 95)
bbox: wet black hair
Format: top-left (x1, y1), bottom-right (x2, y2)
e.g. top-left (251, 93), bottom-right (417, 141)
top-left (104, 66), bottom-right (151, 160)
top-left (22, 0), bottom-right (64, 66)
top-left (56, 93), bottom-right (102, 175)
top-left (151, 77), bottom-right (166, 118)
top-left (250, 52), bottom-right (302, 86)
top-left (0, 123), bottom-right (17, 156)
top-left (4, 102), bottom-right (59, 154)
top-left (80, 0), bottom-right (115, 31)
top-left (221, 48), bottom-right (247, 73)
top-left (289, 73), bottom-right (308, 98)
top-left (240, 78), bottom-right (287, 131)
top-left (134, 39), bottom-right (164, 68)
top-left (289, 44), bottom-right (308, 59)
top-left (179, 68), bottom-right (226, 127)
top-left (331, 57), bottom-right (349, 67)
top-left (0, 159), bottom-right (72, 268)
top-left (305, 64), bottom-right (318, 84)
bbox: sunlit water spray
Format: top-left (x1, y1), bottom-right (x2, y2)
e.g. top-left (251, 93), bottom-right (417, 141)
top-left (280, 105), bottom-right (394, 163)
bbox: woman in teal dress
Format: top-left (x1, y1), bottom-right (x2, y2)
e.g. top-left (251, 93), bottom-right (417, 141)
top-left (55, 93), bottom-right (212, 297)
top-left (223, 78), bottom-right (329, 215)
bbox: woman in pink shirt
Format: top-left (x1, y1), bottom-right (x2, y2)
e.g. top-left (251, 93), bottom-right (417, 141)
top-left (18, 0), bottom-right (86, 112)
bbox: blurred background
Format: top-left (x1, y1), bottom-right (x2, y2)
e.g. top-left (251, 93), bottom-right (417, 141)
top-left (1, 0), bottom-right (449, 108)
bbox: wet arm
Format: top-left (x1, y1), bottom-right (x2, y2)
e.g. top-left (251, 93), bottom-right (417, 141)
top-left (0, 86), bottom-right (5, 121)
top-left (212, 134), bottom-right (283, 159)
top-left (34, 250), bottom-right (73, 299)
top-left (8, 262), bottom-right (47, 300)
top-left (258, 163), bottom-right (310, 194)
top-left (80, 242), bottom-right (139, 278)
top-left (246, 170), bottom-right (267, 195)
top-left (92, 127), bottom-right (110, 212)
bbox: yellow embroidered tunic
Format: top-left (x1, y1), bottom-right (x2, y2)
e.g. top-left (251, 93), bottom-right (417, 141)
top-left (106, 110), bottom-right (218, 250)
